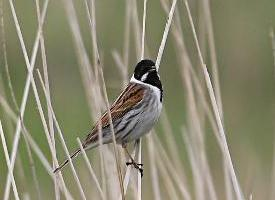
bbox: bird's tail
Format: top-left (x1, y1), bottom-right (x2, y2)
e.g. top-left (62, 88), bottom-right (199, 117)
top-left (53, 148), bottom-right (81, 173)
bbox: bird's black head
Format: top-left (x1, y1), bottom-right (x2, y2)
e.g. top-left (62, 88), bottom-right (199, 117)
top-left (133, 59), bottom-right (163, 100)
top-left (134, 59), bottom-right (156, 80)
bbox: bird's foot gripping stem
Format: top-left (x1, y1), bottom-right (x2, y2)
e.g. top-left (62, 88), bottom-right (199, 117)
top-left (126, 161), bottom-right (144, 177)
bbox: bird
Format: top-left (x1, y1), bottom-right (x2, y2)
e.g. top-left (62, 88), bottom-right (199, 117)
top-left (53, 59), bottom-right (163, 176)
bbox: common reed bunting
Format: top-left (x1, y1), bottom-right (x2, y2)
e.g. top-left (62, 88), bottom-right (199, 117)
top-left (54, 59), bottom-right (163, 176)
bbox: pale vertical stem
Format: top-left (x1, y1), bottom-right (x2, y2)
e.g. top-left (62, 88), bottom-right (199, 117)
top-left (83, 0), bottom-right (99, 67)
top-left (154, 135), bottom-right (191, 200)
top-left (5, 1), bottom-right (72, 198)
top-left (23, 66), bottom-right (71, 198)
top-left (0, 0), bottom-right (27, 196)
top-left (122, 143), bottom-right (138, 196)
top-left (61, 0), bottom-right (96, 118)
top-left (160, 109), bottom-right (187, 178)
top-left (1, 2), bottom-right (42, 197)
top-left (0, 0), bottom-right (18, 112)
top-left (202, 0), bottom-right (223, 118)
top-left (0, 96), bottom-right (73, 199)
top-left (0, 121), bottom-right (20, 200)
top-left (122, 0), bottom-right (131, 84)
top-left (154, 146), bottom-right (180, 200)
top-left (34, 0), bottom-right (58, 199)
top-left (166, 3), bottom-right (217, 198)
top-left (2, 0), bottom-right (42, 196)
top-left (77, 1), bottom-right (107, 197)
top-left (93, 75), bottom-right (107, 200)
top-left (183, 1), bottom-right (244, 199)
top-left (89, 1), bottom-right (110, 197)
top-left (155, 0), bottom-right (178, 71)
top-left (21, 123), bottom-right (42, 200)
top-left (89, 0), bottom-right (100, 66)
top-left (182, 65), bottom-right (206, 200)
top-left (146, 134), bottom-right (161, 200)
top-left (131, 0), bottom-right (141, 58)
top-left (198, 10), bottom-right (232, 199)
top-left (140, 0), bottom-right (147, 60)
top-left (37, 71), bottom-right (87, 200)
top-left (159, 0), bottom-right (192, 192)
top-left (224, 159), bottom-right (233, 200)
top-left (77, 138), bottom-right (104, 199)
top-left (122, 2), bottom-right (142, 196)
top-left (182, 128), bottom-right (204, 200)
top-left (271, 28), bottom-right (275, 75)
top-left (53, 117), bottom-right (87, 200)
top-left (179, 45), bottom-right (217, 200)
top-left (269, 28), bottom-right (275, 200)
top-left (3, 1), bottom-right (49, 199)
top-left (112, 51), bottom-right (128, 85)
top-left (98, 68), bottom-right (125, 200)
top-left (136, 0), bottom-right (148, 199)
top-left (136, 139), bottom-right (142, 200)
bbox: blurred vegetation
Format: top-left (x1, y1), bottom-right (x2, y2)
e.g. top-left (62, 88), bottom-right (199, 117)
top-left (0, 0), bottom-right (275, 199)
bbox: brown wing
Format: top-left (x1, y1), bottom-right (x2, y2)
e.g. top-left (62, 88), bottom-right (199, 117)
top-left (82, 83), bottom-right (145, 147)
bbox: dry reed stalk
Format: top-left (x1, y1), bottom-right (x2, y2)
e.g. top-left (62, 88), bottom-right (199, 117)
top-left (0, 121), bottom-right (20, 200)
top-left (270, 28), bottom-right (275, 76)
top-left (159, 108), bottom-right (187, 176)
top-left (37, 71), bottom-right (87, 200)
top-left (182, 63), bottom-right (212, 200)
top-left (112, 49), bottom-right (140, 197)
top-left (0, 96), bottom-right (62, 182)
top-left (269, 28), bottom-right (275, 200)
top-left (98, 67), bottom-right (125, 200)
top-left (112, 50), bottom-right (128, 84)
top-left (131, 0), bottom-right (142, 59)
top-left (120, 1), bottom-right (142, 196)
top-left (183, 0), bottom-right (244, 199)
top-left (61, 0), bottom-right (96, 117)
top-left (155, 0), bottom-right (177, 71)
top-left (7, 6), bottom-right (73, 195)
top-left (201, 1), bottom-right (233, 197)
top-left (181, 127), bottom-right (204, 200)
top-left (178, 39), bottom-right (217, 200)
top-left (154, 141), bottom-right (180, 200)
top-left (34, 0), bottom-right (58, 198)
top-left (77, 138), bottom-right (104, 199)
top-left (0, 2), bottom-right (41, 199)
top-left (153, 134), bottom-right (192, 200)
top-left (122, 0), bottom-right (131, 85)
top-left (21, 122), bottom-right (42, 200)
top-left (136, 0), bottom-right (148, 199)
top-left (0, 0), bottom-right (18, 112)
top-left (146, 134), bottom-right (161, 200)
top-left (3, 1), bottom-right (52, 199)
top-left (64, 0), bottom-right (108, 198)
top-left (0, 0), bottom-right (252, 199)
top-left (161, 2), bottom-right (217, 198)
top-left (85, 0), bottom-right (126, 195)
top-left (127, 0), bottom-right (178, 197)
top-left (0, 98), bottom-right (73, 198)
top-left (201, 0), bottom-right (223, 118)
top-left (122, 142), bottom-right (138, 195)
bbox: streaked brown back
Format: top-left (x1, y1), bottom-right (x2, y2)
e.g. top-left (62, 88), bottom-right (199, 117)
top-left (83, 83), bottom-right (145, 146)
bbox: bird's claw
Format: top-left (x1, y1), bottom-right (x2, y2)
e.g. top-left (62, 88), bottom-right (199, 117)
top-left (126, 161), bottom-right (144, 177)
top-left (126, 162), bottom-right (143, 166)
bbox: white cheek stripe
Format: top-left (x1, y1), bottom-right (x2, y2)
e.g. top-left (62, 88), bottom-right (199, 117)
top-left (141, 72), bottom-right (149, 82)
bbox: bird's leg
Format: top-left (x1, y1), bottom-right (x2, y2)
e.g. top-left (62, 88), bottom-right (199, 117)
top-left (123, 144), bottom-right (144, 177)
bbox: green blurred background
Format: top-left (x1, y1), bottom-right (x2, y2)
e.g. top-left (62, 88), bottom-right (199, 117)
top-left (0, 0), bottom-right (275, 199)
